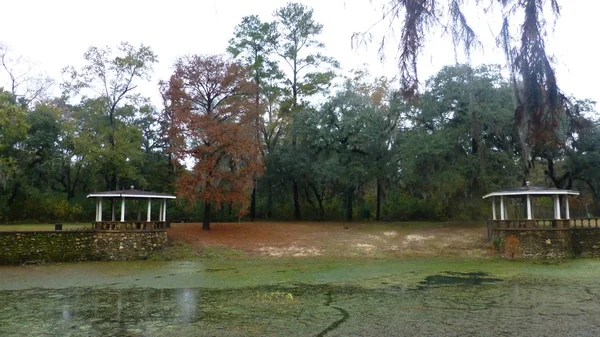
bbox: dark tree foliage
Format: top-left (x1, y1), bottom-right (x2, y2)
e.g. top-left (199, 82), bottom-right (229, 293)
top-left (354, 0), bottom-right (563, 181)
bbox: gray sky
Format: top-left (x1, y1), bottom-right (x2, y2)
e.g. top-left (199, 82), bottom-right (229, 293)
top-left (1, 0), bottom-right (598, 107)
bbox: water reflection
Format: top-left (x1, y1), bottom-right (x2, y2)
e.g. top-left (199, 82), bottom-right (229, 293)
top-left (61, 307), bottom-right (72, 321)
top-left (2, 280), bottom-right (600, 336)
top-left (175, 288), bottom-right (198, 323)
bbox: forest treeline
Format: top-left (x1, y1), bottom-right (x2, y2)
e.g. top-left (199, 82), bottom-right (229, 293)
top-left (1, 3), bottom-right (598, 225)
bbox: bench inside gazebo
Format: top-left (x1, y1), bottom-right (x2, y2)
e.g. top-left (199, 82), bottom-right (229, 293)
top-left (483, 184), bottom-right (600, 229)
top-left (87, 188), bottom-right (176, 231)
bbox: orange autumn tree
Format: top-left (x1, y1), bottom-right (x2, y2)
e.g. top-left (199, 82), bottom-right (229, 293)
top-left (162, 54), bottom-right (263, 230)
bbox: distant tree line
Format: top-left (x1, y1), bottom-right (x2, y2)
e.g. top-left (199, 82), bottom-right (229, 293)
top-left (1, 2), bottom-right (598, 227)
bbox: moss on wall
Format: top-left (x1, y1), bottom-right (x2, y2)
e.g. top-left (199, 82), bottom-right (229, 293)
top-left (0, 231), bottom-right (167, 264)
top-left (493, 228), bottom-right (600, 259)
top-left (572, 228), bottom-right (600, 258)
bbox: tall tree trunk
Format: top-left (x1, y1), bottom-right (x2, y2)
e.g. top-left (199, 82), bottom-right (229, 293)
top-left (346, 187), bottom-right (353, 222)
top-left (314, 189), bottom-right (325, 220)
top-left (267, 184), bottom-right (273, 220)
top-left (291, 58), bottom-right (301, 221)
top-left (203, 201), bottom-right (211, 231)
top-left (250, 184), bottom-right (257, 221)
top-left (376, 178), bottom-right (382, 221)
top-left (250, 68), bottom-right (261, 222)
top-left (293, 179), bottom-right (301, 220)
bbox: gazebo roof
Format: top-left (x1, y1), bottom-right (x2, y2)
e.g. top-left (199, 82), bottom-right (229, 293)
top-left (482, 186), bottom-right (579, 199)
top-left (87, 189), bottom-right (176, 199)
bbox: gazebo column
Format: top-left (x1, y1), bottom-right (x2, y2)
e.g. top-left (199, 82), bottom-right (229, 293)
top-left (500, 196), bottom-right (505, 220)
top-left (98, 198), bottom-right (103, 221)
top-left (121, 197), bottom-right (126, 222)
top-left (553, 195), bottom-right (561, 219)
top-left (159, 202), bottom-right (163, 221)
top-left (111, 201), bottom-right (116, 221)
top-left (492, 197), bottom-right (497, 220)
top-left (147, 199), bottom-right (152, 222)
top-left (95, 199), bottom-right (99, 221)
top-left (163, 199), bottom-right (167, 221)
top-left (565, 197), bottom-right (570, 220)
top-left (526, 194), bottom-right (532, 220)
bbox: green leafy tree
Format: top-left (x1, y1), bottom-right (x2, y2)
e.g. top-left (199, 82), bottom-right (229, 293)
top-left (397, 64), bottom-right (518, 219)
top-left (228, 15), bottom-right (281, 221)
top-left (0, 89), bottom-right (28, 220)
top-left (273, 2), bottom-right (339, 220)
top-left (62, 42), bottom-right (157, 190)
top-left (357, 0), bottom-right (563, 181)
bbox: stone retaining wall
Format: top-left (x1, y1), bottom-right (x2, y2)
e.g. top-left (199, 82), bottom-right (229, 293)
top-left (572, 228), bottom-right (600, 258)
top-left (0, 231), bottom-right (167, 264)
top-left (493, 228), bottom-right (600, 259)
top-left (493, 229), bottom-right (572, 259)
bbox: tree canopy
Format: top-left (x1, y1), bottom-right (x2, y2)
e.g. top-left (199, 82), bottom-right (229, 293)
top-left (1, 2), bottom-right (598, 224)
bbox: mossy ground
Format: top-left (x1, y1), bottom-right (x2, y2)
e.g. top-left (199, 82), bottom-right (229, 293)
top-left (1, 222), bottom-right (598, 336)
top-left (1, 258), bottom-right (600, 336)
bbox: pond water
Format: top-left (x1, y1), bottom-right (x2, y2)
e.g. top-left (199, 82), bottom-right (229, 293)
top-left (1, 258), bottom-right (600, 336)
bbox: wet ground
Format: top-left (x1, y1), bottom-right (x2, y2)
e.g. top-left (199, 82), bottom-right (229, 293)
top-left (167, 221), bottom-right (488, 257)
top-left (1, 258), bottom-right (600, 336)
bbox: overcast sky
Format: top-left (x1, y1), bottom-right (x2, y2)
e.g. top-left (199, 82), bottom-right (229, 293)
top-left (1, 0), bottom-right (598, 107)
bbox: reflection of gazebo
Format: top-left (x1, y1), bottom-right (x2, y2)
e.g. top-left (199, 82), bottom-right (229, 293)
top-left (483, 185), bottom-right (579, 229)
top-left (87, 188), bottom-right (176, 231)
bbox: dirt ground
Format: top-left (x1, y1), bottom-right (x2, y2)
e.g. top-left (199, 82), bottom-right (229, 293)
top-left (166, 221), bottom-right (489, 258)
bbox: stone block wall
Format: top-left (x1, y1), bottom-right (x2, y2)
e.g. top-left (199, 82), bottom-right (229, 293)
top-left (493, 229), bottom-right (572, 259)
top-left (572, 228), bottom-right (600, 258)
top-left (0, 231), bottom-right (167, 264)
top-left (493, 228), bottom-right (600, 259)
top-left (93, 231), bottom-right (168, 260)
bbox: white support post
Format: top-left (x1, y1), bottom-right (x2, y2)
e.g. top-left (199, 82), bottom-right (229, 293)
top-left (526, 194), bottom-right (532, 220)
top-left (565, 197), bottom-right (570, 220)
top-left (147, 199), bottom-right (152, 222)
top-left (500, 196), bottom-right (505, 220)
top-left (120, 197), bottom-right (125, 222)
top-left (95, 199), bottom-right (99, 221)
top-left (492, 197), bottom-right (497, 220)
top-left (163, 199), bottom-right (167, 221)
top-left (159, 202), bottom-right (163, 222)
top-left (111, 201), bottom-right (115, 221)
top-left (554, 195), bottom-right (561, 219)
top-left (98, 198), bottom-right (103, 221)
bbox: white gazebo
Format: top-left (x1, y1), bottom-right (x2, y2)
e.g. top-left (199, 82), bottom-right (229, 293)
top-left (87, 187), bottom-right (176, 231)
top-left (482, 185), bottom-right (579, 229)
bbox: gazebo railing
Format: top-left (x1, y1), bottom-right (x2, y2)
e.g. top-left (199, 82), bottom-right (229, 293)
top-left (492, 218), bottom-right (600, 229)
top-left (492, 219), bottom-right (571, 229)
top-left (93, 221), bottom-right (168, 231)
top-left (572, 218), bottom-right (600, 228)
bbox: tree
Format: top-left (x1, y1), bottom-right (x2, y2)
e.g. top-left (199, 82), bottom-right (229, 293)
top-left (0, 43), bottom-right (54, 105)
top-left (358, 0), bottom-right (563, 181)
top-left (537, 98), bottom-right (600, 192)
top-left (0, 89), bottom-right (28, 220)
top-left (396, 64), bottom-right (519, 219)
top-left (345, 70), bottom-right (400, 221)
top-left (228, 15), bottom-right (280, 221)
top-left (273, 2), bottom-right (339, 220)
top-left (162, 54), bottom-right (262, 230)
top-left (290, 76), bottom-right (401, 221)
top-left (62, 42), bottom-right (158, 190)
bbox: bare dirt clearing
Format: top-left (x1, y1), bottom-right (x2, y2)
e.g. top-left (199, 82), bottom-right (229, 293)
top-left (167, 221), bottom-right (488, 258)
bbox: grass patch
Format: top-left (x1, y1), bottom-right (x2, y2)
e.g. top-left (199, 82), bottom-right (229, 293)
top-left (148, 241), bottom-right (247, 261)
top-left (198, 245), bottom-right (247, 259)
top-left (148, 241), bottom-right (199, 261)
top-left (350, 220), bottom-right (483, 233)
top-left (0, 223), bottom-right (92, 232)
